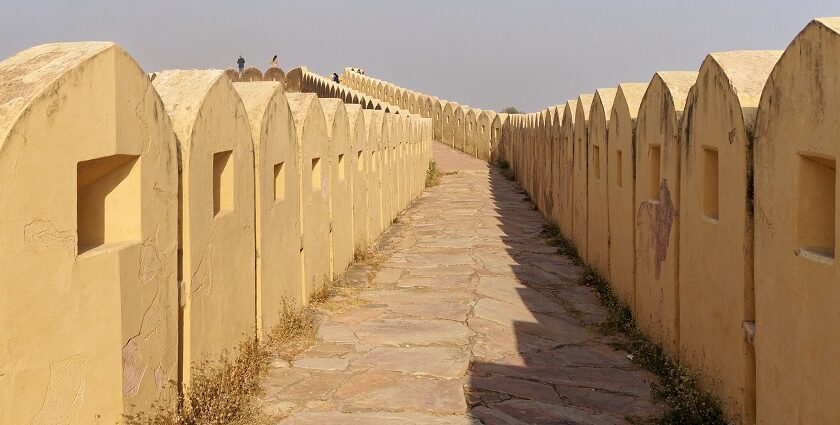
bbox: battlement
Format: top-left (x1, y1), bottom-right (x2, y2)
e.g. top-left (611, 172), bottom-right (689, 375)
top-left (0, 43), bottom-right (431, 423)
top-left (1, 15), bottom-right (839, 425)
top-left (324, 17), bottom-right (838, 425)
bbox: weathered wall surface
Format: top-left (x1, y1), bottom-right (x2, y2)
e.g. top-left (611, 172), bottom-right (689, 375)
top-left (347, 104), bottom-right (369, 251)
top-left (587, 88), bottom-right (617, 278)
top-left (153, 70), bottom-right (257, 386)
top-left (454, 106), bottom-right (466, 152)
top-left (679, 50), bottom-right (781, 424)
top-left (607, 85), bottom-right (646, 311)
top-left (287, 94), bottom-right (333, 295)
top-left (0, 44), bottom-right (433, 424)
top-left (320, 99), bottom-right (354, 277)
top-left (754, 18), bottom-right (840, 425)
top-left (233, 81), bottom-right (304, 331)
top-left (558, 101), bottom-right (577, 236)
top-left (335, 16), bottom-right (840, 425)
top-left (572, 95), bottom-right (594, 258)
top-left (0, 42), bottom-right (179, 424)
top-left (5, 15), bottom-right (840, 424)
top-left (465, 108), bottom-right (479, 157)
top-left (633, 73), bottom-right (693, 357)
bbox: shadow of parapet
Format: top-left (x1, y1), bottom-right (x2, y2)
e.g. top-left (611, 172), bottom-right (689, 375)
top-left (466, 169), bottom-right (664, 424)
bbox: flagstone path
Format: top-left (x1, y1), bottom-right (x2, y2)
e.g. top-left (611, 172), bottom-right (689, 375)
top-left (262, 142), bottom-right (663, 424)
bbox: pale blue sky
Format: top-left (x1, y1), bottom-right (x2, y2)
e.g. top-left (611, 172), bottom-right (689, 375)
top-left (2, 1), bottom-right (838, 112)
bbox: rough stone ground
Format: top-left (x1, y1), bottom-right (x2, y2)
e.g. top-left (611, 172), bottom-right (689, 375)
top-left (262, 142), bottom-right (663, 424)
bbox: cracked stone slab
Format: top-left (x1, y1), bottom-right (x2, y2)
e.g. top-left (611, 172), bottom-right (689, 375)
top-left (350, 318), bottom-right (473, 346)
top-left (332, 369), bottom-right (468, 414)
top-left (352, 346), bottom-right (470, 379)
top-left (293, 357), bottom-right (350, 371)
top-left (261, 154), bottom-right (663, 422)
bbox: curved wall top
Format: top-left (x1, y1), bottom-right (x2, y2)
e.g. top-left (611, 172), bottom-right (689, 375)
top-left (0, 42), bottom-right (179, 424)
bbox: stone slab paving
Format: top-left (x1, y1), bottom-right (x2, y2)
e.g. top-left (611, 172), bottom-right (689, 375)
top-left (263, 154), bottom-right (663, 424)
top-left (432, 141), bottom-right (490, 174)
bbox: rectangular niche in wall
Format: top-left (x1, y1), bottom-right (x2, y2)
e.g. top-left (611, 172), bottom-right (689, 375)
top-left (274, 161), bottom-right (285, 202)
top-left (213, 150), bottom-right (234, 216)
top-left (798, 154), bottom-right (836, 260)
top-left (77, 154), bottom-right (141, 255)
top-left (703, 147), bottom-right (719, 221)
top-left (338, 154), bottom-right (346, 181)
top-left (311, 157), bottom-right (322, 191)
top-left (357, 151), bottom-right (364, 172)
top-left (649, 145), bottom-right (661, 200)
top-left (616, 150), bottom-right (623, 188)
top-left (593, 145), bottom-right (601, 181)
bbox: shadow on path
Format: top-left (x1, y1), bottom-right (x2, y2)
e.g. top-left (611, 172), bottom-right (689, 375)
top-left (260, 143), bottom-right (663, 424)
top-left (465, 169), bottom-right (663, 424)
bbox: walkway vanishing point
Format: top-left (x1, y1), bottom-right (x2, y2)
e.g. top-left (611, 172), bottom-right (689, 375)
top-left (262, 142), bottom-right (663, 424)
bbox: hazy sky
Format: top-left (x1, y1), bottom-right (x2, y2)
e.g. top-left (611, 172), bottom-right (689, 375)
top-left (2, 1), bottom-right (838, 112)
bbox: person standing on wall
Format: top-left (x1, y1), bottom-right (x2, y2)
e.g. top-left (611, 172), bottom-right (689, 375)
top-left (270, 55), bottom-right (278, 68)
top-left (237, 56), bottom-right (245, 72)
top-left (332, 72), bottom-right (340, 83)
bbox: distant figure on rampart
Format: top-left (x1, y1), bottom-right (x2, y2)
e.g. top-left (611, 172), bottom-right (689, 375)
top-left (237, 55), bottom-right (245, 72)
top-left (332, 72), bottom-right (340, 83)
top-left (270, 55), bottom-right (278, 68)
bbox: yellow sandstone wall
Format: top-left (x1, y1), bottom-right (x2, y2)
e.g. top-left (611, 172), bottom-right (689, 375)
top-left (233, 81), bottom-right (305, 330)
top-left (364, 109), bottom-right (386, 240)
top-left (347, 104), bottom-right (370, 251)
top-left (587, 88), bottom-right (617, 278)
top-left (558, 101), bottom-right (577, 236)
top-left (454, 106), bottom-right (466, 152)
top-left (152, 70), bottom-right (257, 386)
top-left (465, 108), bottom-right (479, 157)
top-left (335, 17), bottom-right (840, 424)
top-left (572, 95), bottom-right (594, 259)
top-left (7, 16), bottom-right (840, 423)
top-left (754, 18), bottom-right (840, 425)
top-left (0, 46), bottom-right (433, 423)
top-left (0, 42), bottom-right (179, 423)
top-left (320, 99), bottom-right (355, 277)
top-left (287, 93), bottom-right (333, 297)
top-left (633, 73), bottom-right (694, 357)
top-left (679, 50), bottom-right (781, 424)
top-left (606, 84), bottom-right (646, 310)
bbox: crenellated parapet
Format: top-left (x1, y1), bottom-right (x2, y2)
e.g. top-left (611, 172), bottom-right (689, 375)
top-left (0, 43), bottom-right (432, 423)
top-left (332, 16), bottom-right (838, 425)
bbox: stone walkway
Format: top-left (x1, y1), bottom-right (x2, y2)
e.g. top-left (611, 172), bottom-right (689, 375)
top-left (262, 143), bottom-right (663, 424)
top-left (432, 141), bottom-right (490, 174)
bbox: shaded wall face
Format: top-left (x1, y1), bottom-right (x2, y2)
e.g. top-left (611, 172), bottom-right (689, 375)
top-left (557, 108), bottom-right (576, 235)
top-left (607, 101), bottom-right (636, 311)
top-left (679, 73), bottom-right (754, 424)
top-left (587, 104), bottom-right (610, 278)
top-left (572, 106), bottom-right (590, 258)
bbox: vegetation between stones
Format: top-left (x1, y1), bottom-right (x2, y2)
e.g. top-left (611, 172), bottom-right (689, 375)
top-left (540, 223), bottom-right (727, 425)
top-left (425, 160), bottom-right (441, 187)
top-left (126, 243), bottom-right (388, 425)
top-left (495, 158), bottom-right (515, 181)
